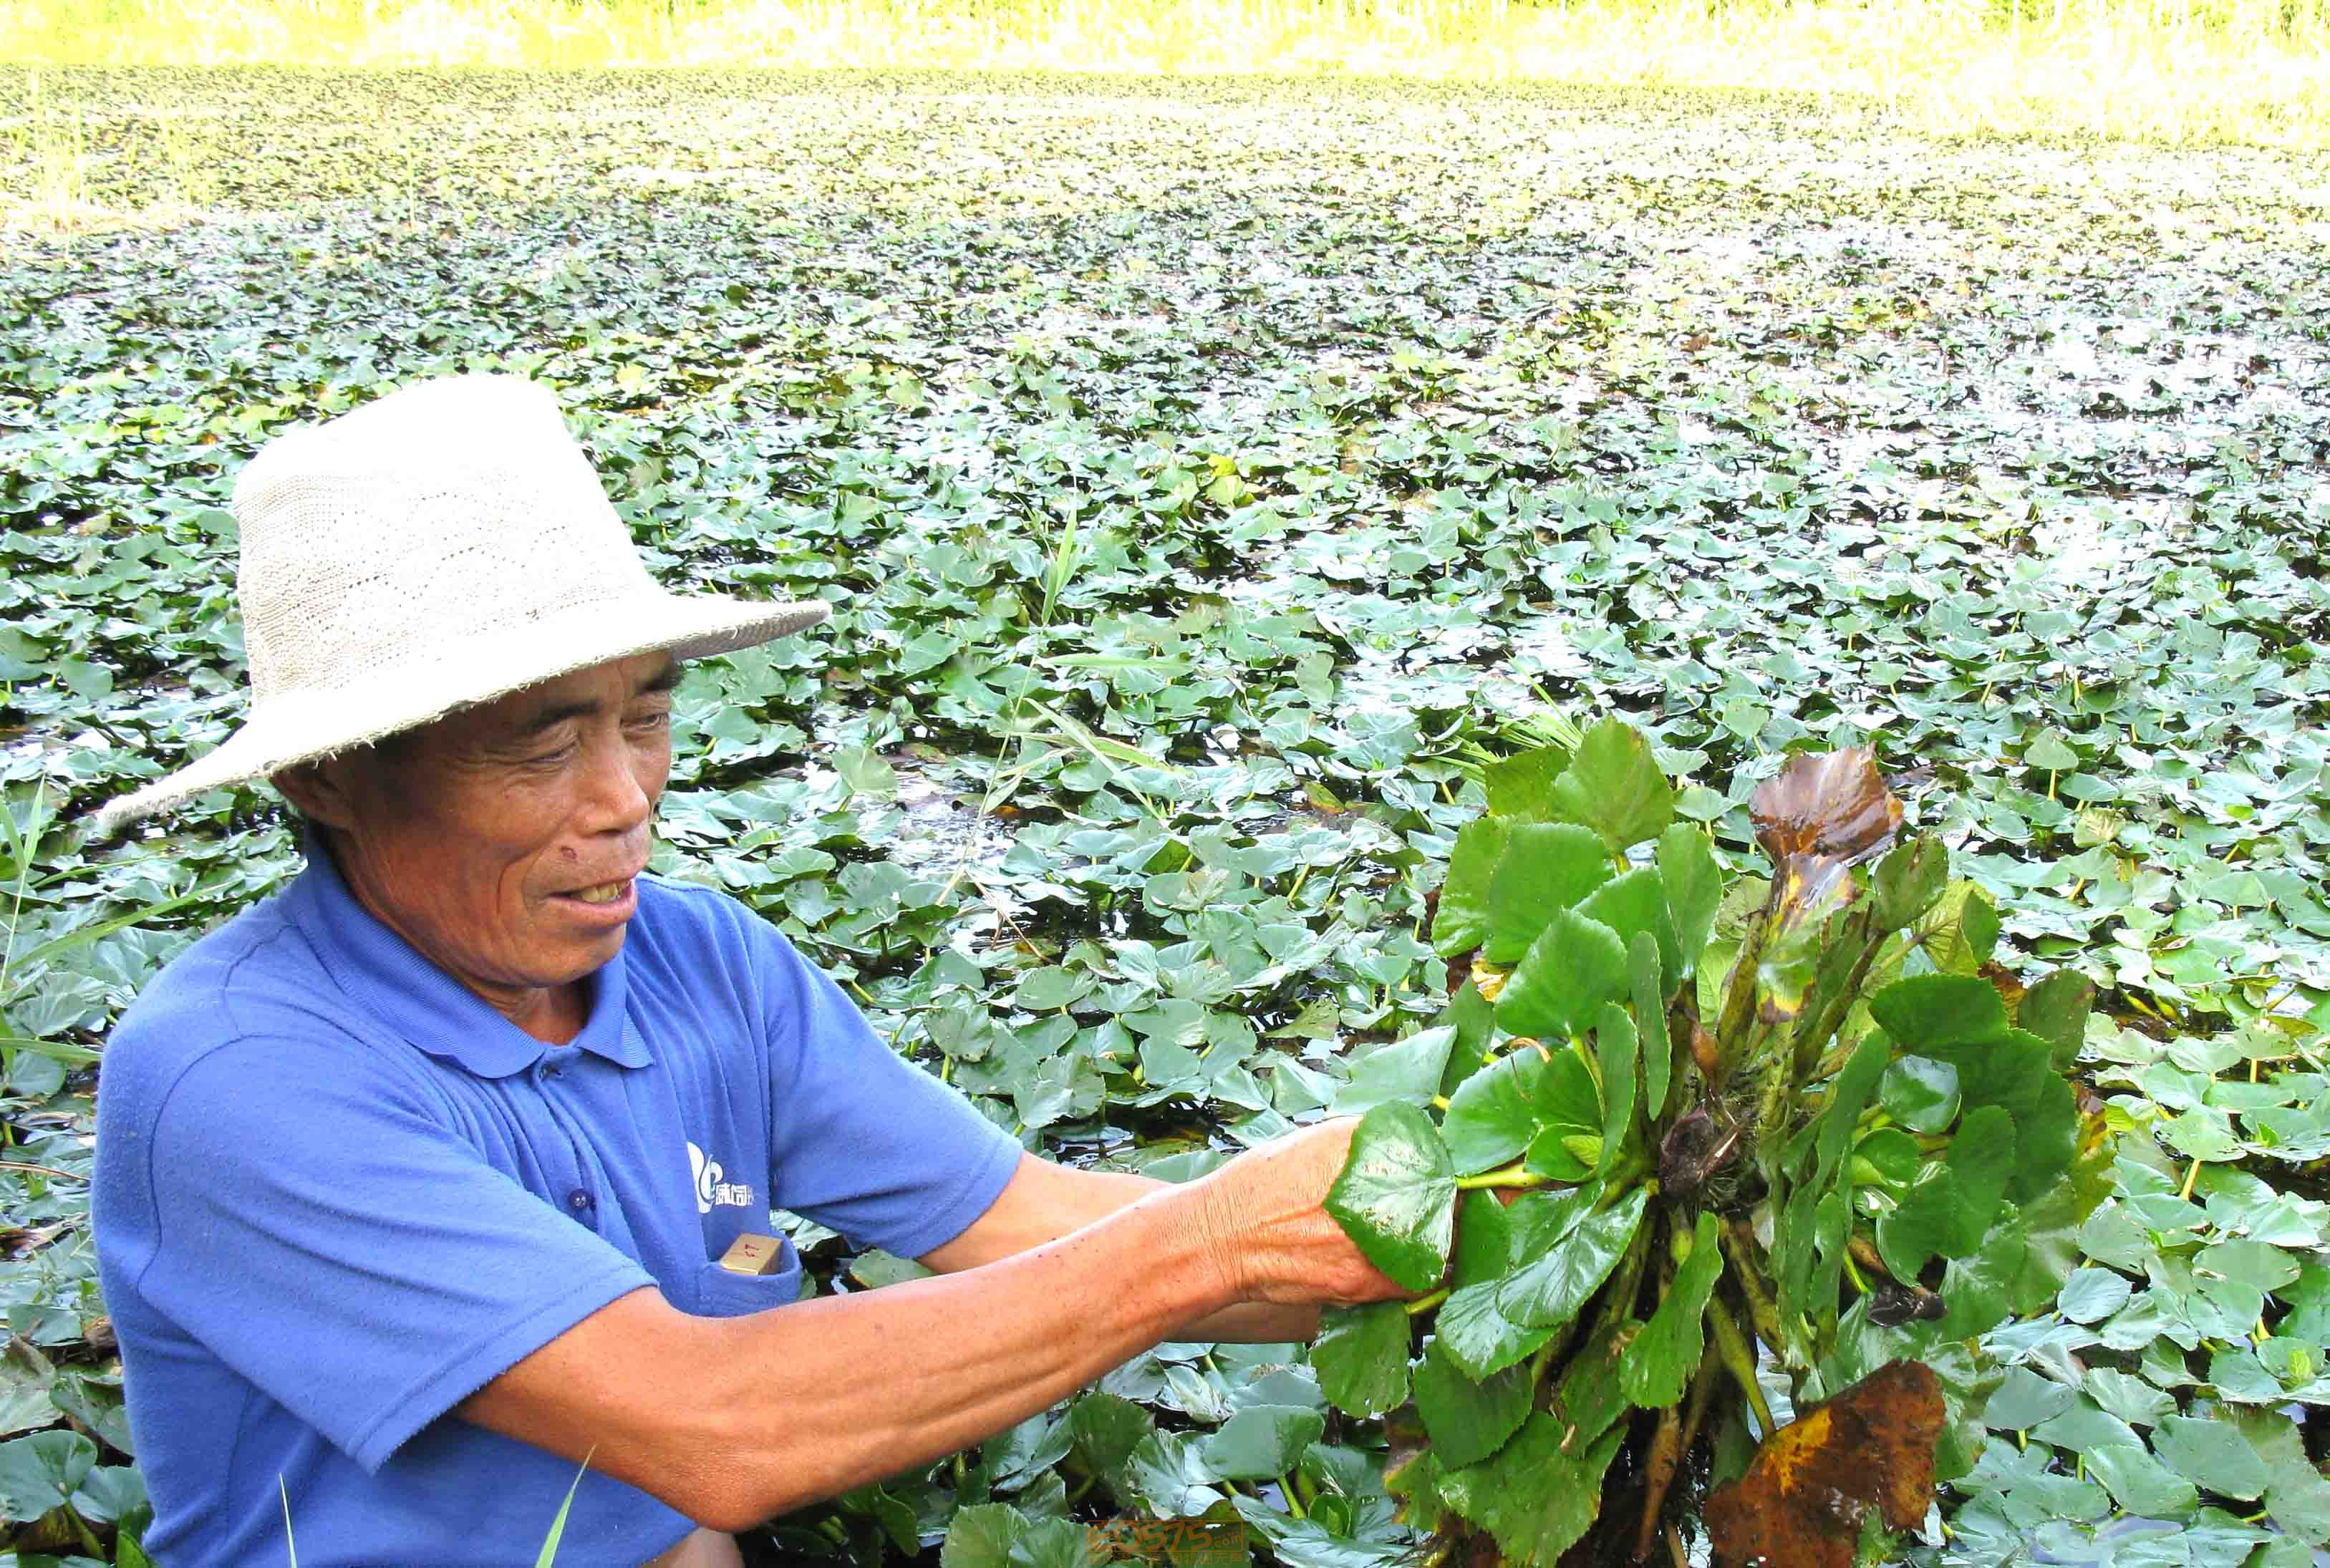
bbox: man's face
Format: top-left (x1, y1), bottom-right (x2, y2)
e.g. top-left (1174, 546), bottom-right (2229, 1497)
top-left (285, 652), bottom-right (680, 1035)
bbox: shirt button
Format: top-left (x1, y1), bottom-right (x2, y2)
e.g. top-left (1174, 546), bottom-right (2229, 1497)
top-left (567, 1189), bottom-right (594, 1212)
top-left (543, 1065), bottom-right (565, 1080)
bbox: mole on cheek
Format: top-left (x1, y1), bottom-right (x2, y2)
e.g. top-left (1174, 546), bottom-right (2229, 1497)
top-left (559, 846), bottom-right (578, 861)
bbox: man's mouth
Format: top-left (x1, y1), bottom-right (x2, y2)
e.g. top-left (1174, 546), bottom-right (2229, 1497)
top-left (564, 879), bottom-right (632, 906)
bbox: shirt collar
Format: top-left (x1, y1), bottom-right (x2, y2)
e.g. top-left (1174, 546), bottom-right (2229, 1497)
top-left (286, 835), bottom-right (653, 1078)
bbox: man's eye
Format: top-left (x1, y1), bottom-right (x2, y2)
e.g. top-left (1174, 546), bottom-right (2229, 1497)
top-left (524, 742), bottom-right (577, 768)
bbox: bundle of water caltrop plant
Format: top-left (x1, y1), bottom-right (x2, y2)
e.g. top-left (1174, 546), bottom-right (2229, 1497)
top-left (1310, 718), bottom-right (2107, 1567)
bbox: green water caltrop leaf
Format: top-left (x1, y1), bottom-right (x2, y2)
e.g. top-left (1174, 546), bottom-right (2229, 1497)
top-left (1620, 1211), bottom-right (1724, 1408)
top-left (2152, 1412), bottom-right (2268, 1501)
top-left (1497, 1185), bottom-right (1650, 1330)
top-left (1594, 1002), bottom-right (1635, 1177)
top-left (1546, 718), bottom-right (1676, 853)
top-left (1812, 1028), bottom-right (1894, 1195)
top-left (1497, 906), bottom-right (1629, 1040)
top-left (1877, 1103), bottom-right (2016, 1279)
top-left (1871, 835), bottom-right (1949, 932)
top-left (941, 1503), bottom-right (1025, 1568)
top-left (1575, 867), bottom-right (1683, 983)
top-left (2025, 730), bottom-right (2081, 773)
top-left (1449, 1189), bottom-right (1516, 1290)
top-left (1310, 1303), bottom-right (1411, 1418)
top-left (1483, 747), bottom-right (1571, 823)
top-left (1413, 1336), bottom-right (1534, 1470)
top-left (1482, 823), bottom-right (1612, 964)
top-left (1919, 883), bottom-right (2003, 975)
top-left (2226, 1408), bottom-right (2330, 1544)
top-left (1923, 1027), bottom-right (2080, 1204)
top-left (1870, 973), bottom-right (2009, 1051)
top-left (1432, 818), bottom-right (1508, 959)
top-left (2083, 1443), bottom-right (2200, 1518)
top-left (1434, 1184), bottom-right (1605, 1378)
top-left (0, 1429), bottom-right (95, 1524)
top-left (1436, 1414), bottom-right (1625, 1566)
top-left (1524, 1127), bottom-right (1601, 1181)
top-left (1434, 1277), bottom-right (1561, 1382)
top-left (1655, 823), bottom-right (1724, 979)
top-left (2017, 967), bottom-right (2096, 1071)
top-left (1630, 931), bottom-right (1671, 1121)
top-left (1547, 1322), bottom-right (1631, 1454)
top-left (1440, 1042), bottom-right (1597, 1176)
top-left (1852, 1126), bottom-right (1922, 1186)
top-left (1878, 1055), bottom-right (1961, 1133)
top-left (1325, 1101), bottom-right (1457, 1292)
top-left (1333, 1024), bottom-right (1456, 1113)
top-left (1065, 1392), bottom-right (1154, 1494)
top-left (1201, 1404), bottom-right (1325, 1481)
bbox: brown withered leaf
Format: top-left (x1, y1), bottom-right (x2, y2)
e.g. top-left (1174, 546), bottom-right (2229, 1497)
top-left (1705, 1359), bottom-right (1945, 1568)
top-left (1750, 747), bottom-right (1903, 933)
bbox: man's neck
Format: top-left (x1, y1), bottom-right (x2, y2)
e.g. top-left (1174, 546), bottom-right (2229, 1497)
top-left (309, 828), bottom-right (591, 1047)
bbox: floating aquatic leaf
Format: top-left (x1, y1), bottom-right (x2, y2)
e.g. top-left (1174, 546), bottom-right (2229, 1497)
top-left (1310, 1304), bottom-right (1411, 1419)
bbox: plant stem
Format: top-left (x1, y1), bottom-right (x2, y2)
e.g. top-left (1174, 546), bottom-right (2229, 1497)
top-left (1721, 1221), bottom-right (1788, 1352)
top-left (1452, 1161), bottom-right (1555, 1191)
top-left (1675, 1340), bottom-right (1723, 1459)
top-left (1633, 1399), bottom-right (1686, 1561)
top-left (63, 1502), bottom-right (102, 1558)
top-left (1527, 1328), bottom-right (1565, 1388)
top-left (1277, 1471), bottom-right (1306, 1520)
top-left (1405, 1286), bottom-right (1450, 1316)
top-left (1707, 1297), bottom-right (1777, 1438)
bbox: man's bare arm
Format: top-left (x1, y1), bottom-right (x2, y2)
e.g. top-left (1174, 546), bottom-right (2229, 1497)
top-left (457, 1119), bottom-right (1400, 1532)
top-left (917, 1153), bottom-right (1323, 1343)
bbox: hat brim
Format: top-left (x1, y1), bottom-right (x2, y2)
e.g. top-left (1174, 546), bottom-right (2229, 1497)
top-left (91, 590), bottom-right (831, 836)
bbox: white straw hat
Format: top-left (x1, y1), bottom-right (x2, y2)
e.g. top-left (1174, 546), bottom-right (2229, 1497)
top-left (94, 374), bottom-right (831, 835)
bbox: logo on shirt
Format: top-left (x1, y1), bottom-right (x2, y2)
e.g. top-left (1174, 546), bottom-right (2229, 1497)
top-left (688, 1141), bottom-right (754, 1216)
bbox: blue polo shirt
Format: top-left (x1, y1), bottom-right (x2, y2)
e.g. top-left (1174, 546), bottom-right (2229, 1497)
top-left (92, 845), bottom-right (1025, 1566)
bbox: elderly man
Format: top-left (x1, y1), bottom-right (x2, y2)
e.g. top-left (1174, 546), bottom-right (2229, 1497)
top-left (90, 377), bottom-right (1411, 1566)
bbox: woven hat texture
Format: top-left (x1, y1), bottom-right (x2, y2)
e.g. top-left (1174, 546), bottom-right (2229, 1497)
top-left (94, 375), bottom-right (830, 834)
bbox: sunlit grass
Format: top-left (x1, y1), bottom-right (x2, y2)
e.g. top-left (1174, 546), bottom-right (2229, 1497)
top-left (3, 0), bottom-right (2327, 145)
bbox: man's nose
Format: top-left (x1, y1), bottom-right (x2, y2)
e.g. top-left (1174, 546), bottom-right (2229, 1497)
top-left (581, 734), bottom-right (654, 833)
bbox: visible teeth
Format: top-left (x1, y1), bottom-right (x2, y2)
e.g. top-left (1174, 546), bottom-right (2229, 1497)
top-left (570, 881), bottom-right (626, 904)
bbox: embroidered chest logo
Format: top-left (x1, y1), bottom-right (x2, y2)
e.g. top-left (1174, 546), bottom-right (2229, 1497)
top-left (687, 1141), bottom-right (755, 1216)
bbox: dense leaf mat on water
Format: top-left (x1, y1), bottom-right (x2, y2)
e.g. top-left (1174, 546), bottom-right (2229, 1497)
top-left (0, 69), bottom-right (2325, 1565)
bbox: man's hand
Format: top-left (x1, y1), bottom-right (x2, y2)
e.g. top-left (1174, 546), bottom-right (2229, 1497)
top-left (915, 1119), bottom-right (1420, 1339)
top-left (1191, 1118), bottom-right (1413, 1307)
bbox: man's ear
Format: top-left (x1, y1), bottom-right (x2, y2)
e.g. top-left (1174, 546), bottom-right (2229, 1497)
top-left (270, 758), bottom-right (359, 831)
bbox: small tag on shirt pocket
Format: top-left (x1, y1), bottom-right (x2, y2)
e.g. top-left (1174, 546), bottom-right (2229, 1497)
top-left (693, 1240), bottom-right (805, 1317)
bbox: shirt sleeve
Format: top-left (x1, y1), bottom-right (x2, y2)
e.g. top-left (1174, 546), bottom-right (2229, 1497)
top-left (132, 1037), bottom-right (655, 1474)
top-left (755, 927), bottom-right (1026, 1261)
